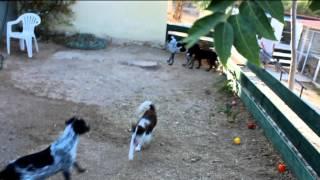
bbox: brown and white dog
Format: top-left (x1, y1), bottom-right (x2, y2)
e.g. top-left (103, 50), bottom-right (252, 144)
top-left (128, 101), bottom-right (157, 160)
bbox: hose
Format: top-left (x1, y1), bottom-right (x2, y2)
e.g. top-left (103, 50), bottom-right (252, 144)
top-left (0, 1), bottom-right (9, 49)
top-left (0, 1), bottom-right (9, 70)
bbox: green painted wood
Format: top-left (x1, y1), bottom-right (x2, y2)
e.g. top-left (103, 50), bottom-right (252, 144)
top-left (166, 24), bottom-right (214, 41)
top-left (238, 86), bottom-right (317, 180)
top-left (167, 23), bottom-right (190, 34)
top-left (247, 63), bottom-right (320, 137)
top-left (225, 62), bottom-right (320, 177)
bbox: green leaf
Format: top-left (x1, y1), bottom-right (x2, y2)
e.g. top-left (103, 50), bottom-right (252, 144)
top-left (240, 1), bottom-right (276, 40)
top-left (255, 0), bottom-right (284, 23)
top-left (184, 13), bottom-right (226, 48)
top-left (206, 0), bottom-right (235, 13)
top-left (214, 22), bottom-right (234, 66)
top-left (228, 15), bottom-right (261, 66)
top-left (309, 0), bottom-right (320, 12)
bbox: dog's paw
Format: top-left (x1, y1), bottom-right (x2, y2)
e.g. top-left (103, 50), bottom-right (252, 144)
top-left (77, 168), bottom-right (87, 173)
top-left (128, 151), bottom-right (134, 160)
top-left (206, 68), bottom-right (211, 71)
top-left (135, 145), bottom-right (142, 151)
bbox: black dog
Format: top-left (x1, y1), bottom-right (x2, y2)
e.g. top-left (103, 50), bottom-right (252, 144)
top-left (0, 117), bottom-right (90, 180)
top-left (166, 36), bottom-right (186, 65)
top-left (184, 43), bottom-right (218, 71)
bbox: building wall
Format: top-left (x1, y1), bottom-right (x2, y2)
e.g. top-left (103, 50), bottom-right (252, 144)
top-left (58, 1), bottom-right (168, 45)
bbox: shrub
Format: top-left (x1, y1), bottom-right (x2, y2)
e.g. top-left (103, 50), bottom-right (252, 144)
top-left (17, 0), bottom-right (76, 39)
top-left (64, 33), bottom-right (107, 50)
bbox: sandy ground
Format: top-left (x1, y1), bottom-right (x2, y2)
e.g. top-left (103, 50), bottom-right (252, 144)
top-left (0, 42), bottom-right (295, 179)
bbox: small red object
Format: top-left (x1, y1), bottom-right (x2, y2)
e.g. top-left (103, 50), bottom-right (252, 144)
top-left (247, 122), bottom-right (256, 129)
top-left (278, 163), bottom-right (286, 173)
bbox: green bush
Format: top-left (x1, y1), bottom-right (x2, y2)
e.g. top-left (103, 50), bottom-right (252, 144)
top-left (17, 0), bottom-right (76, 39)
top-left (53, 33), bottom-right (107, 50)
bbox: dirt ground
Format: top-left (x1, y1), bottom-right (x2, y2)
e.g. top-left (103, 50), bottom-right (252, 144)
top-left (0, 42), bottom-right (295, 180)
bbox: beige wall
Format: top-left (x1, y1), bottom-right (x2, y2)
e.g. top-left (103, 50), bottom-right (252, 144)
top-left (59, 1), bottom-right (168, 45)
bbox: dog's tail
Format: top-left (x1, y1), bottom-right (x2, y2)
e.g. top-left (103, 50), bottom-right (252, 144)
top-left (136, 100), bottom-right (154, 119)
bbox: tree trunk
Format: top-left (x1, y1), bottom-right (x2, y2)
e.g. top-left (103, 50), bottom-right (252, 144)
top-left (288, 0), bottom-right (297, 90)
top-left (173, 0), bottom-right (184, 22)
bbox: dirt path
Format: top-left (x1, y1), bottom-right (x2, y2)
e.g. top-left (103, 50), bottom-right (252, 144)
top-left (0, 43), bottom-right (294, 179)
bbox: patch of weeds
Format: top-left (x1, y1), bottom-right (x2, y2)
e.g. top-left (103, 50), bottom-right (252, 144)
top-left (223, 103), bottom-right (240, 123)
top-left (217, 79), bottom-right (234, 96)
top-left (224, 103), bottom-right (232, 116)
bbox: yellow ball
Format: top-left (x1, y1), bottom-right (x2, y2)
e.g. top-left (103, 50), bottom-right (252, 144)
top-left (233, 137), bottom-right (241, 145)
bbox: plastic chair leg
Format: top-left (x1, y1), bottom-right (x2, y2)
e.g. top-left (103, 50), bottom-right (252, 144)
top-left (25, 38), bottom-right (33, 58)
top-left (6, 36), bottom-right (10, 55)
top-left (19, 39), bottom-right (25, 51)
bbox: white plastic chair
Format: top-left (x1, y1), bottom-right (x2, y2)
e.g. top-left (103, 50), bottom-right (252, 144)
top-left (7, 13), bottom-right (41, 58)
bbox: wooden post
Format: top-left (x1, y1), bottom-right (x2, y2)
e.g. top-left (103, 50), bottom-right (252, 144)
top-left (297, 28), bottom-right (309, 67)
top-left (301, 30), bottom-right (315, 74)
top-left (288, 0), bottom-right (297, 90)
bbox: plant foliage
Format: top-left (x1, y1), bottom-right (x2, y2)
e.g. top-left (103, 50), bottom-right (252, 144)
top-left (184, 0), bottom-right (320, 67)
top-left (18, 0), bottom-right (76, 39)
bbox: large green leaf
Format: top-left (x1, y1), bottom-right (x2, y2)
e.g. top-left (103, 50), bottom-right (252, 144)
top-left (183, 13), bottom-right (226, 48)
top-left (214, 22), bottom-right (234, 66)
top-left (255, 0), bottom-right (284, 23)
top-left (309, 0), bottom-right (320, 12)
top-left (206, 0), bottom-right (235, 13)
top-left (240, 1), bottom-right (276, 40)
top-left (228, 15), bottom-right (261, 66)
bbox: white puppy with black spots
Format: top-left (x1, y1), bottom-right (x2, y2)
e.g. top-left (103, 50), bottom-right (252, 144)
top-left (129, 101), bottom-right (157, 160)
top-left (0, 117), bottom-right (90, 180)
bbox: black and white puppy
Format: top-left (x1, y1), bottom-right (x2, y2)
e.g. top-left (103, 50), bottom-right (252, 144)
top-left (166, 36), bottom-right (186, 65)
top-left (184, 43), bottom-right (219, 71)
top-left (0, 117), bottom-right (90, 180)
top-left (128, 101), bottom-right (157, 160)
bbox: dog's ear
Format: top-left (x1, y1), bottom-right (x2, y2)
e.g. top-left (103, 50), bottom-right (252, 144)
top-left (65, 116), bottom-right (77, 125)
top-left (131, 124), bottom-right (136, 133)
top-left (0, 164), bottom-right (19, 179)
top-left (136, 126), bottom-right (146, 135)
top-left (0, 169), bottom-right (3, 179)
top-left (72, 118), bottom-right (90, 135)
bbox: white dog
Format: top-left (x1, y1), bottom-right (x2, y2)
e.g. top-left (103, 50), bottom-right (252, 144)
top-left (0, 117), bottom-right (90, 180)
top-left (128, 101), bottom-right (157, 160)
top-left (166, 36), bottom-right (186, 65)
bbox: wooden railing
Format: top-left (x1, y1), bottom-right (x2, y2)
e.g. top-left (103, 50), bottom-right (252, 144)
top-left (166, 23), bottom-right (320, 179)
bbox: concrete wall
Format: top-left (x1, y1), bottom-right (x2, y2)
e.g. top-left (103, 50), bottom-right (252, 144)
top-left (58, 1), bottom-right (168, 46)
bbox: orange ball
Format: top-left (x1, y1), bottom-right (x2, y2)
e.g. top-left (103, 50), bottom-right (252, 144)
top-left (278, 163), bottom-right (286, 173)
